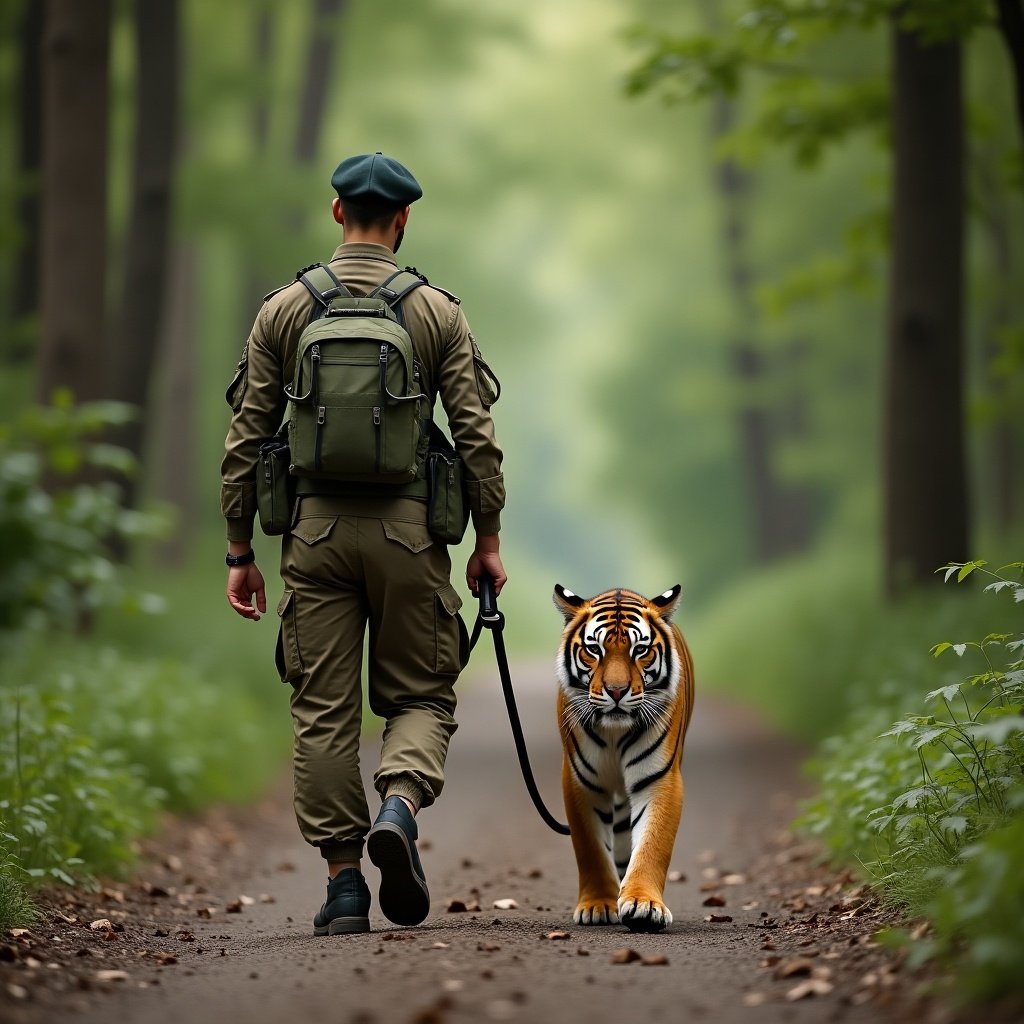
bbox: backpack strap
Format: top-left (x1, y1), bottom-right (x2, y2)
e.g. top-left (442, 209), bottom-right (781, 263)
top-left (296, 262), bottom-right (352, 324)
top-left (371, 269), bottom-right (426, 329)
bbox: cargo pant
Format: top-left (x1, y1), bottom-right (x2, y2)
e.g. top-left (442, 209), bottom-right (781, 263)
top-left (276, 494), bottom-right (469, 863)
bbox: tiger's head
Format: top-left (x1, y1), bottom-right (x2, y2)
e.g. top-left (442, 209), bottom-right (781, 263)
top-left (553, 584), bottom-right (683, 732)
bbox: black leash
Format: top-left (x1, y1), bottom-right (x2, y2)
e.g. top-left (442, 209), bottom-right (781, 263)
top-left (469, 575), bottom-right (571, 836)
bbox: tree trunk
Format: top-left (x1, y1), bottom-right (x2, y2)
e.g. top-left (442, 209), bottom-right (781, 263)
top-left (151, 243), bottom-right (197, 565)
top-left (111, 0), bottom-right (180, 504)
top-left (36, 0), bottom-right (112, 405)
top-left (9, 0), bottom-right (46, 365)
top-left (712, 93), bottom-right (815, 563)
top-left (884, 24), bottom-right (968, 593)
top-left (996, 0), bottom-right (1024, 145)
top-left (294, 0), bottom-right (346, 164)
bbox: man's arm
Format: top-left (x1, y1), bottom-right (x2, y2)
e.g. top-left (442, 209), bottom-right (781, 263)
top-left (221, 304), bottom-right (286, 618)
top-left (436, 303), bottom-right (507, 594)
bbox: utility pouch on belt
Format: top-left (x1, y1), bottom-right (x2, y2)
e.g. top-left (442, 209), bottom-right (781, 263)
top-left (256, 432), bottom-right (294, 536)
top-left (284, 264), bottom-right (428, 485)
top-left (425, 421), bottom-right (469, 546)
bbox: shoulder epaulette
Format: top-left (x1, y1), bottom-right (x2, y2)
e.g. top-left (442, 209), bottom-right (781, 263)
top-left (402, 265), bottom-right (460, 305)
top-left (431, 284), bottom-right (461, 305)
top-left (262, 282), bottom-right (291, 303)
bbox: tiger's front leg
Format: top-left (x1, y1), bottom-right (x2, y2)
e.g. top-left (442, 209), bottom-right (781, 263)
top-left (562, 755), bottom-right (620, 925)
top-left (618, 767), bottom-right (683, 932)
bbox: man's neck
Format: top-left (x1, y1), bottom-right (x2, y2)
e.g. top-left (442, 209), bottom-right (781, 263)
top-left (342, 230), bottom-right (395, 250)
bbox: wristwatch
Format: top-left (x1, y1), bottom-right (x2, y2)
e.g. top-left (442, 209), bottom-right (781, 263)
top-left (225, 549), bottom-right (256, 567)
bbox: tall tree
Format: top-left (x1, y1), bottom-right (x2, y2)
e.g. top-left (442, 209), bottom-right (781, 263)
top-left (35, 0), bottom-right (111, 405)
top-left (10, 0), bottom-right (45, 365)
top-left (295, 0), bottom-right (346, 165)
top-left (884, 23), bottom-right (968, 591)
top-left (111, 0), bottom-right (180, 501)
top-left (710, 90), bottom-right (815, 563)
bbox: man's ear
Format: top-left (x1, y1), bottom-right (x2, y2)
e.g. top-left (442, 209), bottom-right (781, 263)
top-left (649, 584), bottom-right (682, 621)
top-left (553, 584), bottom-right (587, 621)
top-left (395, 205), bottom-right (410, 230)
top-left (332, 197), bottom-right (344, 225)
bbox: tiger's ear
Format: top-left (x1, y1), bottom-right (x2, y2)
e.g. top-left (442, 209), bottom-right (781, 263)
top-left (553, 584), bottom-right (587, 621)
top-left (649, 584), bottom-right (682, 620)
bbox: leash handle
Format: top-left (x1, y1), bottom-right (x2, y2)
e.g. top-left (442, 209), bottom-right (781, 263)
top-left (471, 573), bottom-right (571, 837)
top-left (478, 573), bottom-right (499, 621)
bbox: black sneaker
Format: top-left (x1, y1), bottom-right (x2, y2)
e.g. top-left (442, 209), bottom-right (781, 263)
top-left (366, 796), bottom-right (430, 926)
top-left (312, 867), bottom-right (371, 935)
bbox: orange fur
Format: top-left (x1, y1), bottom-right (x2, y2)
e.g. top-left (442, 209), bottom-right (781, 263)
top-left (554, 587), bottom-right (694, 931)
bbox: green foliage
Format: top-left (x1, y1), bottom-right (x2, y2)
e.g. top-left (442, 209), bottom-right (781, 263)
top-left (801, 561), bottom-right (1024, 1000)
top-left (692, 545), bottom-right (1018, 737)
top-left (0, 825), bottom-right (37, 931)
top-left (0, 395), bottom-right (167, 645)
top-left (0, 641), bottom-right (283, 886)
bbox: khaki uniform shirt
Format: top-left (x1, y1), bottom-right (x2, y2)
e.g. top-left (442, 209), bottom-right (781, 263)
top-left (221, 242), bottom-right (505, 542)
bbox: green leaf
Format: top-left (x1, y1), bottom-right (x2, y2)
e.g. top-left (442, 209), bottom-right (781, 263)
top-left (938, 815), bottom-right (968, 835)
top-left (925, 684), bottom-right (961, 703)
top-left (930, 642), bottom-right (952, 658)
top-left (880, 720), bottom-right (917, 739)
top-left (967, 718), bottom-right (1024, 744)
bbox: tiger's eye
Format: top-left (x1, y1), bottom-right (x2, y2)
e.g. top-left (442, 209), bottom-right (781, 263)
top-left (585, 643), bottom-right (602, 656)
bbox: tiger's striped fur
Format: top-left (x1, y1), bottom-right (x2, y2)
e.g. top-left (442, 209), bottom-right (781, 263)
top-left (554, 584), bottom-right (694, 932)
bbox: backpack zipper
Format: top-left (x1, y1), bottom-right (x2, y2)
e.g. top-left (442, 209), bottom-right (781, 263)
top-left (312, 344), bottom-right (323, 472)
top-left (315, 404), bottom-right (325, 472)
top-left (373, 405), bottom-right (382, 472)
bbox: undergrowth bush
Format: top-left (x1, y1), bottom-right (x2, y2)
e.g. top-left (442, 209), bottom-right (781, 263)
top-left (801, 560), bottom-right (1024, 1002)
top-left (0, 643), bottom-right (283, 886)
top-left (0, 399), bottom-right (287, 911)
top-left (692, 547), bottom-right (1020, 739)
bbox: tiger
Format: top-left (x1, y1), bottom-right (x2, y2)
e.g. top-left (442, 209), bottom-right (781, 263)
top-left (553, 583), bottom-right (694, 932)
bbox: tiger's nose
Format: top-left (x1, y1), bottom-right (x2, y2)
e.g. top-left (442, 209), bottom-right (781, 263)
top-left (606, 684), bottom-right (628, 704)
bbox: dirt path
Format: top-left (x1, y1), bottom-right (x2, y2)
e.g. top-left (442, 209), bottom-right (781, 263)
top-left (18, 661), bottom-right (913, 1023)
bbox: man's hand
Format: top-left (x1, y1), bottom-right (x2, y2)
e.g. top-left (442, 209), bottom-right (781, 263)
top-left (227, 562), bottom-right (267, 620)
top-left (466, 534), bottom-right (507, 597)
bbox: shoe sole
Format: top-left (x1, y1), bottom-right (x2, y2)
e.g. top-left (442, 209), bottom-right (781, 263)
top-left (366, 822), bottom-right (430, 927)
top-left (313, 917), bottom-right (370, 936)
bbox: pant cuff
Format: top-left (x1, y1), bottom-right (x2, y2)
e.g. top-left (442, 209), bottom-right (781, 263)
top-left (317, 839), bottom-right (365, 863)
top-left (381, 776), bottom-right (429, 812)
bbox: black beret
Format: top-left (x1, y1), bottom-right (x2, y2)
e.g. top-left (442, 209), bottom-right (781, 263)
top-left (330, 152), bottom-right (422, 206)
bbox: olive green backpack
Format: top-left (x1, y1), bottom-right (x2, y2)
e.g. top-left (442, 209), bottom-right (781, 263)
top-left (283, 263), bottom-right (427, 483)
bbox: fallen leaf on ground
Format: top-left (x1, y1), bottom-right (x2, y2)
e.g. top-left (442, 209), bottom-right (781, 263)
top-left (153, 928), bottom-right (170, 937)
top-left (773, 958), bottom-right (815, 980)
top-left (667, 870), bottom-right (686, 883)
top-left (611, 947), bottom-right (642, 964)
top-left (164, 854), bottom-right (183, 872)
top-left (9, 929), bottom-right (32, 939)
top-left (465, 901), bottom-right (482, 912)
top-left (196, 907), bottom-right (215, 919)
top-left (742, 901), bottom-right (760, 910)
top-left (176, 930), bottom-right (196, 942)
top-left (477, 941), bottom-right (501, 952)
top-left (259, 893), bottom-right (275, 904)
top-left (742, 992), bottom-right (768, 1007)
top-left (543, 931), bottom-right (570, 941)
top-left (430, 941), bottom-right (450, 949)
top-left (238, 895), bottom-right (255, 906)
top-left (446, 899), bottom-right (468, 913)
top-left (641, 954), bottom-right (669, 966)
top-left (153, 952), bottom-right (178, 966)
top-left (96, 970), bottom-right (129, 982)
top-left (702, 895), bottom-right (726, 907)
top-left (89, 919), bottom-right (113, 933)
top-left (6, 983), bottom-right (29, 1000)
top-left (722, 873), bottom-right (747, 885)
top-left (576, 948), bottom-right (590, 956)
top-left (492, 898), bottom-right (518, 910)
top-left (786, 979), bottom-right (833, 1001)
top-left (225, 900), bottom-right (243, 913)
top-left (704, 914), bottom-right (732, 923)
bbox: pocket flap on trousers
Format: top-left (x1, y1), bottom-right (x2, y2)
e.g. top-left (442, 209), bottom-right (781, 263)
top-left (435, 583), bottom-right (463, 617)
top-left (291, 515), bottom-right (337, 546)
top-left (381, 520), bottom-right (433, 554)
top-left (276, 588), bottom-right (294, 617)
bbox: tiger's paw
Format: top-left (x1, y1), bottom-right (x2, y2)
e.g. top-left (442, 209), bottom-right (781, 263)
top-left (573, 898), bottom-right (620, 925)
top-left (618, 893), bottom-right (672, 933)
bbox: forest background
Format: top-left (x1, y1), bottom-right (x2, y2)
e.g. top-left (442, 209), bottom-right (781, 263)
top-left (1, 0), bottom-right (1023, 1003)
